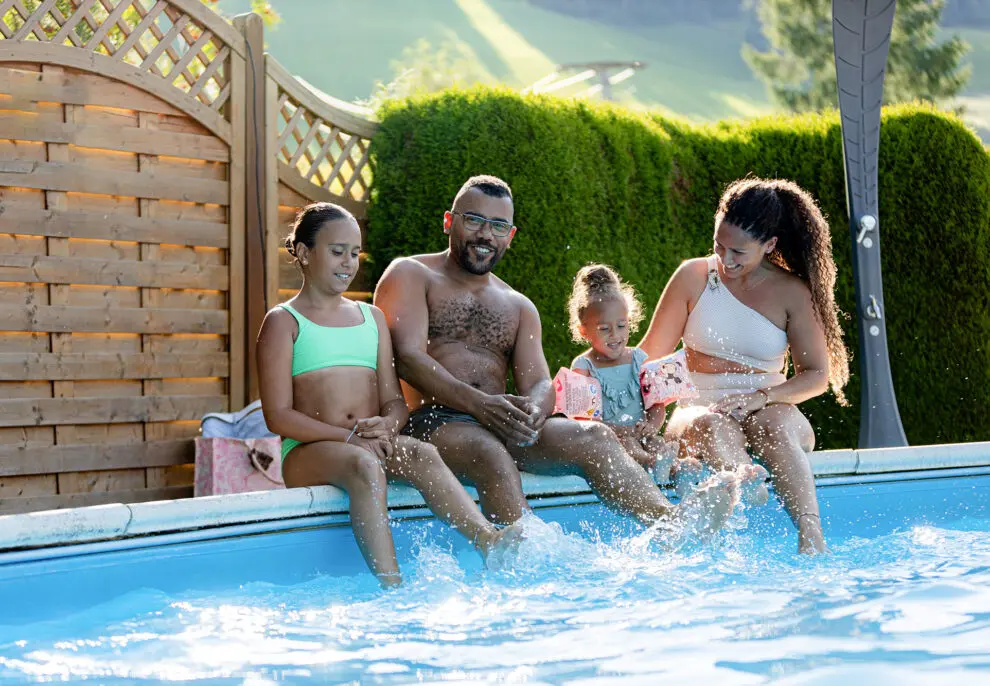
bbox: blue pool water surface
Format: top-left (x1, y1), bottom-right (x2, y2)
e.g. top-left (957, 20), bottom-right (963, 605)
top-left (1, 475), bottom-right (989, 684)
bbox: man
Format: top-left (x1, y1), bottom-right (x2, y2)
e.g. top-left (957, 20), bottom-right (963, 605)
top-left (374, 175), bottom-right (742, 534)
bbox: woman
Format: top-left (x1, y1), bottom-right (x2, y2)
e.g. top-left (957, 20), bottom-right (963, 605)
top-left (639, 178), bottom-right (849, 554)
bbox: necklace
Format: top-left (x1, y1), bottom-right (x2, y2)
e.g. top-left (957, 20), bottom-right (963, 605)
top-left (739, 267), bottom-right (770, 291)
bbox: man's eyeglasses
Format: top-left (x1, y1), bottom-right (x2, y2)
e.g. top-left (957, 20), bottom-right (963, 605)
top-left (451, 211), bottom-right (514, 238)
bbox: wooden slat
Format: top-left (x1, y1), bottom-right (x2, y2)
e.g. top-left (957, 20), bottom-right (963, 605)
top-left (0, 304), bottom-right (228, 334)
top-left (0, 486), bottom-right (192, 514)
top-left (0, 207), bottom-right (229, 248)
top-left (0, 352), bottom-right (229, 380)
top-left (228, 40), bottom-right (246, 406)
top-left (0, 63), bottom-right (184, 117)
top-left (0, 112), bottom-right (229, 161)
top-left (0, 254), bottom-right (229, 289)
top-left (0, 474), bottom-right (57, 498)
top-left (0, 53), bottom-right (232, 142)
top-left (0, 160), bottom-right (228, 205)
top-left (0, 394), bottom-right (227, 427)
top-left (265, 75), bottom-right (282, 325)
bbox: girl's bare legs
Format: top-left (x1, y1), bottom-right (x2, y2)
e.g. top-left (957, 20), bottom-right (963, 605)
top-left (618, 433), bottom-right (659, 473)
top-left (666, 407), bottom-right (770, 506)
top-left (743, 404), bottom-right (826, 554)
top-left (386, 436), bottom-right (522, 558)
top-left (282, 441), bottom-right (400, 587)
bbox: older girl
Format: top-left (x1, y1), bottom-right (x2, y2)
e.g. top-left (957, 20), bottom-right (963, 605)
top-left (639, 178), bottom-right (849, 554)
top-left (257, 202), bottom-right (519, 587)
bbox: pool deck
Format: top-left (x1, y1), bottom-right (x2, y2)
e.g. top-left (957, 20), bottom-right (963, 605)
top-left (1, 441), bottom-right (988, 552)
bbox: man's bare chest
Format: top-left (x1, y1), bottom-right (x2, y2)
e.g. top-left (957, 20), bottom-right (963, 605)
top-left (427, 293), bottom-right (519, 357)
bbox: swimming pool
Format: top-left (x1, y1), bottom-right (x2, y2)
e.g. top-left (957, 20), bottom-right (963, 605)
top-left (1, 444), bottom-right (989, 684)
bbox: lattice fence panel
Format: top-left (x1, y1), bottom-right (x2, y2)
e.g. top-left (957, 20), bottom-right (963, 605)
top-left (0, 0), bottom-right (232, 115)
top-left (273, 87), bottom-right (374, 205)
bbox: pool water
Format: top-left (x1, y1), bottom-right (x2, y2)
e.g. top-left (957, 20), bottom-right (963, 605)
top-left (2, 498), bottom-right (990, 684)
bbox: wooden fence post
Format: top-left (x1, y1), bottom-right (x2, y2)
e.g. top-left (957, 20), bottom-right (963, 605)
top-left (231, 12), bottom-right (268, 402)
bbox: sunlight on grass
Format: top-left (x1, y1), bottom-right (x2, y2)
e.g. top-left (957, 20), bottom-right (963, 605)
top-left (719, 93), bottom-right (775, 119)
top-left (453, 0), bottom-right (556, 87)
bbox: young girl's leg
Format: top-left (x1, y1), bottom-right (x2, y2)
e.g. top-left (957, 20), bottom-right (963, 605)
top-left (282, 441), bottom-right (401, 587)
top-left (618, 433), bottom-right (657, 473)
top-left (386, 436), bottom-right (521, 558)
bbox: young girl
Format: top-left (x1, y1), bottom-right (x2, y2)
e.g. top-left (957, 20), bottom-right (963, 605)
top-left (567, 264), bottom-right (684, 485)
top-left (257, 202), bottom-right (520, 587)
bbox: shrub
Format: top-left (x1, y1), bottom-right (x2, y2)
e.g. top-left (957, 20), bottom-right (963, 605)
top-left (367, 89), bottom-right (990, 449)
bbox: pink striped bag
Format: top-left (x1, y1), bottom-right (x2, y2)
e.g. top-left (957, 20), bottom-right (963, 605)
top-left (194, 437), bottom-right (285, 496)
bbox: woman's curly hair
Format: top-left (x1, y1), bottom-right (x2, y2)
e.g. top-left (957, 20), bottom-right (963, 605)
top-left (567, 263), bottom-right (644, 343)
top-left (717, 177), bottom-right (850, 405)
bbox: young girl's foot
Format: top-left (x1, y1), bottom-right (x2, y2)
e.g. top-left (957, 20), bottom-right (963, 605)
top-left (475, 521), bottom-right (526, 567)
top-left (671, 457), bottom-right (705, 500)
top-left (647, 439), bottom-right (678, 483)
top-left (736, 463), bottom-right (770, 506)
top-left (657, 471), bottom-right (740, 545)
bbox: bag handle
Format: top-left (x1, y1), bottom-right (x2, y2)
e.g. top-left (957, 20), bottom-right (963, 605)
top-left (247, 447), bottom-right (285, 486)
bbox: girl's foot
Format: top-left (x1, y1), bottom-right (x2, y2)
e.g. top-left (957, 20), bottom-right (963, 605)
top-left (475, 521), bottom-right (526, 566)
top-left (736, 463), bottom-right (770, 506)
top-left (648, 440), bottom-right (678, 483)
top-left (671, 457), bottom-right (705, 500)
top-left (657, 471), bottom-right (740, 546)
top-left (797, 513), bottom-right (827, 555)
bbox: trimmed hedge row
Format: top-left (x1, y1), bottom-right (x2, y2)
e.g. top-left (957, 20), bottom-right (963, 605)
top-left (366, 88), bottom-right (990, 449)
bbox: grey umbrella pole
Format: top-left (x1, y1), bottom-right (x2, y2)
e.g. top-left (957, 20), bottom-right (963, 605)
top-left (832, 0), bottom-right (908, 448)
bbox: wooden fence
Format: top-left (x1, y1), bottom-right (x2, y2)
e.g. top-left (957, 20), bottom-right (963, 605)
top-left (0, 1), bottom-right (377, 514)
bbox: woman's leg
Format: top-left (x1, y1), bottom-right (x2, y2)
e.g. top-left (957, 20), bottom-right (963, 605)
top-left (385, 436), bottom-right (519, 557)
top-left (743, 404), bottom-right (825, 554)
top-left (666, 406), bottom-right (769, 505)
top-left (282, 441), bottom-right (400, 587)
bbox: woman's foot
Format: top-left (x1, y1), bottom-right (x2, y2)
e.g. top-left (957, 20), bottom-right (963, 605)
top-left (736, 463), bottom-right (770, 506)
top-left (797, 513), bottom-right (827, 554)
top-left (671, 457), bottom-right (705, 500)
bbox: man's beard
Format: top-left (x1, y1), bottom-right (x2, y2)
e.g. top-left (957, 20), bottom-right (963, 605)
top-left (457, 240), bottom-right (504, 275)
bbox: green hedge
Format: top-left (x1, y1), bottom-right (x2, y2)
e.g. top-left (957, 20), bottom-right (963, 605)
top-left (366, 88), bottom-right (990, 449)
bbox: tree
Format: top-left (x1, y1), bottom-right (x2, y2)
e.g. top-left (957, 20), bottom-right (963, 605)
top-left (743, 0), bottom-right (971, 113)
top-left (358, 38), bottom-right (496, 110)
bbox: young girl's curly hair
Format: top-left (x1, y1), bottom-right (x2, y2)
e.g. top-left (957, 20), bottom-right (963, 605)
top-left (568, 264), bottom-right (643, 343)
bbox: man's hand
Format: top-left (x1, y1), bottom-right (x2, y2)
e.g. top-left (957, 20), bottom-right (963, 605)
top-left (504, 394), bottom-right (548, 432)
top-left (470, 394), bottom-right (540, 446)
top-left (355, 416), bottom-right (396, 440)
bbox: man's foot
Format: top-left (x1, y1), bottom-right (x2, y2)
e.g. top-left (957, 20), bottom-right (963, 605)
top-left (671, 457), bottom-right (705, 500)
top-left (476, 521), bottom-right (526, 568)
top-left (736, 463), bottom-right (770, 506)
top-left (797, 513), bottom-right (827, 555)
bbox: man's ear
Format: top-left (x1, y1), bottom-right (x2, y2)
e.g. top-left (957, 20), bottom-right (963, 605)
top-left (506, 226), bottom-right (517, 247)
top-left (443, 211), bottom-right (453, 234)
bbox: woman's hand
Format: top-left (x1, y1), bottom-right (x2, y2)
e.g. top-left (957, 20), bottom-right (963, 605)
top-left (710, 391), bottom-right (768, 420)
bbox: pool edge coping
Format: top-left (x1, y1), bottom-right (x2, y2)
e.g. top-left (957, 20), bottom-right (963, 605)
top-left (0, 441), bottom-right (987, 552)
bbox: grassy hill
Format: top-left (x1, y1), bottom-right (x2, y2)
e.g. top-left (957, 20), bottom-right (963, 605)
top-left (217, 0), bottom-right (989, 138)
